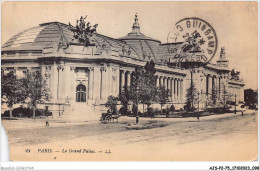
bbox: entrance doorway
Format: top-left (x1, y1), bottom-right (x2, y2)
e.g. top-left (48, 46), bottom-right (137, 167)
top-left (76, 84), bottom-right (86, 102)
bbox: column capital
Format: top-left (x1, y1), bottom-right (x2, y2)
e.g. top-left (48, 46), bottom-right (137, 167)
top-left (26, 67), bottom-right (32, 72)
top-left (57, 65), bottom-right (64, 71)
top-left (45, 65), bottom-right (51, 70)
top-left (2, 67), bottom-right (8, 71)
top-left (112, 68), bottom-right (118, 72)
top-left (121, 70), bottom-right (126, 74)
top-left (70, 66), bottom-right (76, 71)
top-left (100, 67), bottom-right (107, 72)
top-left (112, 75), bottom-right (117, 81)
top-left (44, 66), bottom-right (51, 77)
top-left (88, 67), bottom-right (94, 71)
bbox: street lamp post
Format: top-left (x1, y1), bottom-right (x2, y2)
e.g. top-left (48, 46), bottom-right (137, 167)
top-left (197, 91), bottom-right (200, 120)
top-left (234, 94), bottom-right (237, 114)
top-left (136, 88), bottom-right (139, 123)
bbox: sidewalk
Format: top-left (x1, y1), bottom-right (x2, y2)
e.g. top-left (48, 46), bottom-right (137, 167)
top-left (1, 110), bottom-right (257, 131)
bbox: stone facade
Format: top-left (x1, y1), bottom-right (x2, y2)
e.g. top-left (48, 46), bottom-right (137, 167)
top-left (1, 15), bottom-right (245, 116)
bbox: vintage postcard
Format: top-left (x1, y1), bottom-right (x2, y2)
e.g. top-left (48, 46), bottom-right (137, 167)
top-left (1, 1), bottom-right (258, 162)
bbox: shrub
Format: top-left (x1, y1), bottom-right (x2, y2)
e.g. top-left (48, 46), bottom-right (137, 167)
top-left (147, 107), bottom-right (154, 114)
top-left (119, 106), bottom-right (128, 116)
top-left (132, 105), bottom-right (137, 115)
top-left (170, 105), bottom-right (175, 112)
top-left (2, 107), bottom-right (52, 118)
top-left (146, 107), bottom-right (154, 117)
top-left (162, 109), bottom-right (166, 114)
top-left (153, 108), bottom-right (160, 115)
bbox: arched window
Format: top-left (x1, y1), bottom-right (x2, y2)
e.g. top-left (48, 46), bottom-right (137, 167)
top-left (76, 84), bottom-right (86, 102)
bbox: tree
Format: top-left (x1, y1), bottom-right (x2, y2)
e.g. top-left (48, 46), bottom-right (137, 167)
top-left (210, 87), bottom-right (219, 107)
top-left (156, 85), bottom-right (170, 113)
top-left (128, 67), bottom-right (143, 114)
top-left (244, 89), bottom-right (258, 109)
top-left (142, 60), bottom-right (157, 110)
top-left (129, 60), bottom-right (158, 114)
top-left (105, 95), bottom-right (118, 112)
top-left (220, 83), bottom-right (232, 108)
top-left (1, 71), bottom-right (27, 120)
top-left (23, 71), bottom-right (51, 119)
top-left (118, 85), bottom-right (131, 113)
top-left (185, 81), bottom-right (198, 111)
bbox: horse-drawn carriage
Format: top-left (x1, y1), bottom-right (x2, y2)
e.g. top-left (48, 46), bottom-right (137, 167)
top-left (100, 109), bottom-right (120, 123)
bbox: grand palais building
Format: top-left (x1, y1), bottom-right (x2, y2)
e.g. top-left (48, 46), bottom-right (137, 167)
top-left (1, 15), bottom-right (245, 118)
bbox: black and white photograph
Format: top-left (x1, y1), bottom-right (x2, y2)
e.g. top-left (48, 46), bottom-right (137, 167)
top-left (1, 1), bottom-right (258, 164)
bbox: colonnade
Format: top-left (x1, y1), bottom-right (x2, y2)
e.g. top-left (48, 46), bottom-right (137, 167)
top-left (119, 70), bottom-right (184, 102)
top-left (3, 66), bottom-right (230, 105)
top-left (205, 74), bottom-right (227, 98)
top-left (119, 70), bottom-right (133, 93)
top-left (157, 76), bottom-right (184, 101)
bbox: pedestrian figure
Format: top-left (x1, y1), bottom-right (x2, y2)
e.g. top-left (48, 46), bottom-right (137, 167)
top-left (197, 112), bottom-right (200, 120)
top-left (45, 120), bottom-right (49, 127)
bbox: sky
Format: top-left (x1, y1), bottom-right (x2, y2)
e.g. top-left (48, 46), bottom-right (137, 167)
top-left (1, 1), bottom-right (258, 89)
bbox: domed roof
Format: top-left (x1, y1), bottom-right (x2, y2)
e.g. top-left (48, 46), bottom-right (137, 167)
top-left (2, 22), bottom-right (73, 51)
top-left (117, 14), bottom-right (162, 62)
top-left (2, 22), bottom-right (141, 58)
top-left (118, 14), bottom-right (160, 43)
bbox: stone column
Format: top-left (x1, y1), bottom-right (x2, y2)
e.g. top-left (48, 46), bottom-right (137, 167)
top-left (100, 67), bottom-right (107, 100)
top-left (57, 65), bottom-right (64, 101)
top-left (112, 68), bottom-right (119, 96)
top-left (106, 66), bottom-right (113, 98)
top-left (180, 79), bottom-right (183, 100)
top-left (176, 79), bottom-right (179, 100)
top-left (51, 62), bottom-right (58, 101)
top-left (2, 67), bottom-right (7, 75)
top-left (163, 77), bottom-right (166, 88)
top-left (156, 75), bottom-right (159, 87)
top-left (64, 65), bottom-right (71, 101)
top-left (219, 77), bottom-right (222, 99)
top-left (115, 68), bottom-right (120, 96)
top-left (121, 70), bottom-right (126, 93)
top-left (93, 66), bottom-right (101, 100)
top-left (159, 76), bottom-right (163, 86)
top-left (127, 71), bottom-right (131, 87)
top-left (43, 66), bottom-right (51, 93)
top-left (88, 67), bottom-right (94, 100)
top-left (179, 79), bottom-right (181, 101)
top-left (208, 76), bottom-right (212, 96)
top-left (13, 67), bottom-right (18, 76)
top-left (70, 66), bottom-right (76, 102)
top-left (174, 79), bottom-right (177, 100)
top-left (201, 74), bottom-right (206, 98)
top-left (171, 78), bottom-right (174, 101)
top-left (102, 68), bottom-right (105, 100)
top-left (215, 77), bottom-right (219, 99)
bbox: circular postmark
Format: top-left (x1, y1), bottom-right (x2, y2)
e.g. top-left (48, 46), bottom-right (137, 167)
top-left (167, 17), bottom-right (218, 66)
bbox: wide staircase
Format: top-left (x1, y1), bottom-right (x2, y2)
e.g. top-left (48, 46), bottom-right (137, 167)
top-left (60, 103), bottom-right (101, 122)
